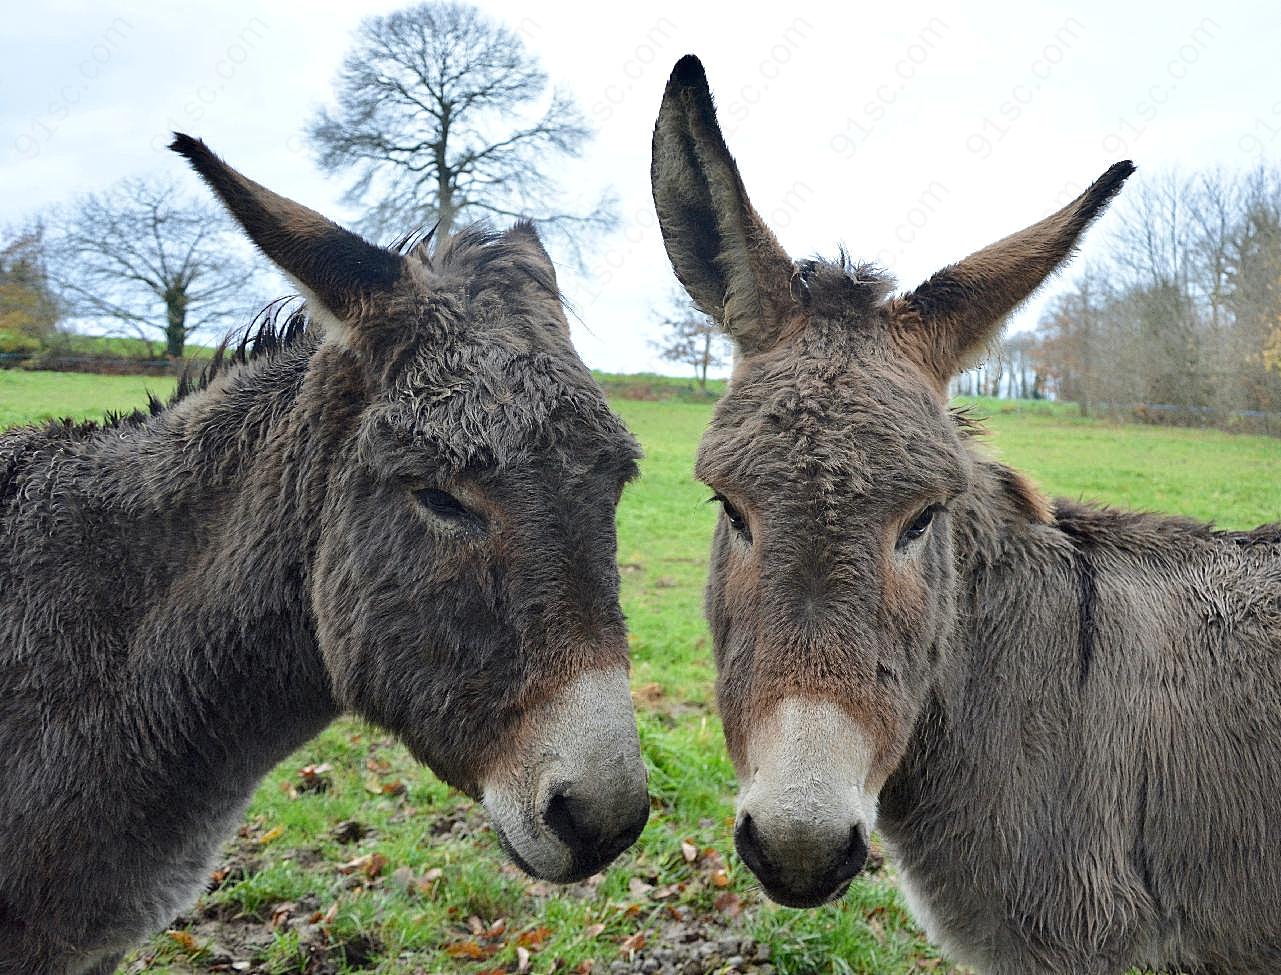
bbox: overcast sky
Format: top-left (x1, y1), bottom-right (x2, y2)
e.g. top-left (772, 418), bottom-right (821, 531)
top-left (3, 0), bottom-right (1278, 374)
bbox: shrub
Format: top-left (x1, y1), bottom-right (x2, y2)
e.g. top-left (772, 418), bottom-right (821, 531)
top-left (0, 329), bottom-right (41, 355)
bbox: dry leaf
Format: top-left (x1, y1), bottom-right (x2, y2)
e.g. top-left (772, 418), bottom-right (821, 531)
top-left (166, 929), bottom-right (199, 954)
top-left (381, 779), bottom-right (406, 797)
top-left (516, 945), bottom-right (531, 972)
top-left (414, 866), bottom-right (443, 896)
top-left (627, 877), bottom-right (654, 897)
top-left (516, 925), bottom-right (552, 950)
top-left (619, 931), bottom-right (646, 954)
top-left (583, 922), bottom-right (606, 938)
top-left (713, 891), bottom-right (743, 917)
top-left (445, 940), bottom-right (496, 960)
top-left (680, 839), bottom-right (698, 863)
top-left (258, 825), bottom-right (285, 845)
top-left (575, 962), bottom-right (595, 974)
top-left (710, 868), bottom-right (731, 888)
top-left (337, 852), bottom-right (387, 878)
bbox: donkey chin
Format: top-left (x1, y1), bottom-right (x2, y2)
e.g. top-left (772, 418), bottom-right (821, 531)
top-left (480, 669), bottom-right (651, 883)
top-left (732, 698), bottom-right (883, 908)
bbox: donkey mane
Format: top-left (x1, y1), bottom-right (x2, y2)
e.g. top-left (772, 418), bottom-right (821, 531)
top-left (25, 220), bottom-right (563, 444)
top-left (793, 250), bottom-right (895, 319)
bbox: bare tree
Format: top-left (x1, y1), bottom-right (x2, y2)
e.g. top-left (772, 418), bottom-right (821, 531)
top-left (653, 292), bottom-right (730, 391)
top-left (47, 178), bottom-right (255, 358)
top-left (307, 1), bottom-right (615, 259)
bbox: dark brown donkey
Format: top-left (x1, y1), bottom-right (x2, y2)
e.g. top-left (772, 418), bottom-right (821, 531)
top-left (653, 56), bottom-right (1281, 975)
top-left (0, 136), bottom-right (649, 975)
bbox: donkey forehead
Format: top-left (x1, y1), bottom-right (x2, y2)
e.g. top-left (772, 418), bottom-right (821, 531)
top-left (697, 352), bottom-right (968, 500)
top-left (368, 345), bottom-right (639, 477)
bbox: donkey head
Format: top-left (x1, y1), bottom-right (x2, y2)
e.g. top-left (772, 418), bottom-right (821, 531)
top-left (173, 136), bottom-right (649, 883)
top-left (651, 56), bottom-right (1131, 907)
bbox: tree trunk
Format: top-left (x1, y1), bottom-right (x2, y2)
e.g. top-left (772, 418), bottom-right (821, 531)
top-left (165, 288), bottom-right (188, 359)
top-left (435, 115), bottom-right (455, 239)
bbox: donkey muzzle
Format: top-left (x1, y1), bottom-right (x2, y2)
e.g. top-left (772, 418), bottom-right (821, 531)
top-left (481, 668), bottom-right (649, 882)
top-left (734, 696), bottom-right (880, 907)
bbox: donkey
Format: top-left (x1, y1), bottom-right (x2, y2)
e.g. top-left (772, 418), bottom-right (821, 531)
top-left (653, 55), bottom-right (1281, 975)
top-left (0, 136), bottom-right (651, 975)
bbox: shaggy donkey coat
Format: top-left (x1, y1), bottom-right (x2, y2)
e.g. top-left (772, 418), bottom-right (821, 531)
top-left (0, 137), bottom-right (649, 974)
top-left (653, 55), bottom-right (1281, 974)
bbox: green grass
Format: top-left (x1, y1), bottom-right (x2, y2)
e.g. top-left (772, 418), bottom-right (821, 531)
top-left (3, 375), bottom-right (1279, 973)
top-left (959, 395), bottom-right (1281, 528)
top-left (0, 370), bottom-right (177, 428)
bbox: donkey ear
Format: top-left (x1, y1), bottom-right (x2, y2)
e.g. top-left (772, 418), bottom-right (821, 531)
top-left (169, 134), bottom-right (404, 327)
top-left (651, 56), bottom-right (795, 355)
top-left (896, 161), bottom-right (1134, 385)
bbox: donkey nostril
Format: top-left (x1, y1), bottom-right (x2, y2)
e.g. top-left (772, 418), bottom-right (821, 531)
top-left (543, 789), bottom-right (583, 851)
top-left (734, 813), bottom-right (772, 878)
top-left (835, 824), bottom-right (870, 882)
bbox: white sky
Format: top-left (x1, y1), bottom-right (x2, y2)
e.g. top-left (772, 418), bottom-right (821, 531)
top-left (3, 0), bottom-right (1279, 374)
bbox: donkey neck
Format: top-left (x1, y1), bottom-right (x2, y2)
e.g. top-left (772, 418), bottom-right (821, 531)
top-left (10, 340), bottom-right (357, 802)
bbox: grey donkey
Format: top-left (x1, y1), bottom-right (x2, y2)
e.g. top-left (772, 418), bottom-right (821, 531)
top-left (0, 136), bottom-right (650, 974)
top-left (652, 55), bottom-right (1281, 974)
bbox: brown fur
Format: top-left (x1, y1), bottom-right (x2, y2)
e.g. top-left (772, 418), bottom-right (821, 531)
top-left (654, 55), bottom-right (1281, 973)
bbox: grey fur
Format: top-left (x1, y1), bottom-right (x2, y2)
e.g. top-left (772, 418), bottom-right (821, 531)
top-left (1, 141), bottom-right (647, 973)
top-left (653, 55), bottom-right (1281, 974)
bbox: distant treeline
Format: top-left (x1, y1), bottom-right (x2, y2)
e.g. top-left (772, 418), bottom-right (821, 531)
top-left (953, 166), bottom-right (1281, 436)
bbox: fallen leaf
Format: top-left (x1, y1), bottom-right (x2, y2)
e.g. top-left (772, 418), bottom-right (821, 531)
top-left (486, 918), bottom-right (507, 938)
top-left (680, 839), bottom-right (698, 863)
top-left (270, 902), bottom-right (295, 930)
top-left (627, 877), bottom-right (654, 897)
top-left (166, 929), bottom-right (200, 954)
top-left (445, 940), bottom-right (496, 960)
top-left (713, 891), bottom-right (743, 917)
top-left (414, 866), bottom-right (443, 896)
top-left (467, 915), bottom-right (484, 936)
top-left (516, 945), bottom-right (531, 972)
top-left (710, 868), bottom-right (731, 888)
top-left (583, 922), bottom-right (606, 938)
top-left (575, 961), bottom-right (595, 974)
top-left (257, 825), bottom-right (285, 845)
top-left (337, 852), bottom-right (387, 878)
top-left (619, 931), bottom-right (646, 954)
top-left (381, 779), bottom-right (406, 797)
top-left (866, 916), bottom-right (886, 944)
top-left (516, 925), bottom-right (552, 950)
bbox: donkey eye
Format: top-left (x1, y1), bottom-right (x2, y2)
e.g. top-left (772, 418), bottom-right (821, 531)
top-left (710, 494), bottom-right (752, 542)
top-left (415, 488), bottom-right (475, 522)
top-left (898, 503), bottom-right (944, 549)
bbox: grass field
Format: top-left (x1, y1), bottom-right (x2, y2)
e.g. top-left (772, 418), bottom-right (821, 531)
top-left (2, 372), bottom-right (1279, 974)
